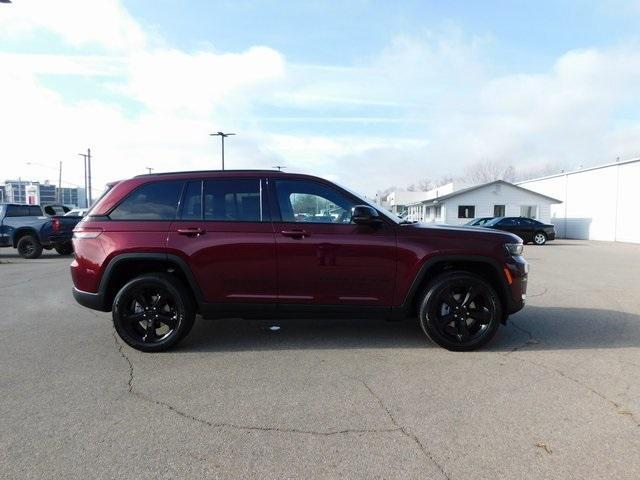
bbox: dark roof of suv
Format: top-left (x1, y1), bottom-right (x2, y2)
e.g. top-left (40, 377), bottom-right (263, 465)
top-left (134, 169), bottom-right (287, 178)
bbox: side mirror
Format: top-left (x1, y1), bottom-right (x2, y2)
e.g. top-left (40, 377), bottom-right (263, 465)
top-left (351, 205), bottom-right (382, 225)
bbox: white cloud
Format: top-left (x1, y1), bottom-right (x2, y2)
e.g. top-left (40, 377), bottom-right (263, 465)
top-left (2, 1), bottom-right (640, 197)
top-left (0, 0), bottom-right (146, 51)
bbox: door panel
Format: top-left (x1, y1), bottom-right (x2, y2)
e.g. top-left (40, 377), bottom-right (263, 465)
top-left (166, 178), bottom-right (277, 304)
top-left (272, 178), bottom-right (396, 306)
top-left (276, 222), bottom-right (396, 305)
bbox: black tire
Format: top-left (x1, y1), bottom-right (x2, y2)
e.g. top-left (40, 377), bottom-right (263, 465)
top-left (418, 271), bottom-right (502, 351)
top-left (112, 273), bottom-right (195, 352)
top-left (533, 232), bottom-right (547, 245)
top-left (17, 235), bottom-right (43, 259)
top-left (54, 242), bottom-right (73, 256)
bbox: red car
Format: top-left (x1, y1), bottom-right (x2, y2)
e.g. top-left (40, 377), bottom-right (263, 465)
top-left (71, 170), bottom-right (528, 352)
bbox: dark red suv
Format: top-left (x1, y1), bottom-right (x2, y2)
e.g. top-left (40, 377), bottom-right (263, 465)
top-left (71, 170), bottom-right (528, 352)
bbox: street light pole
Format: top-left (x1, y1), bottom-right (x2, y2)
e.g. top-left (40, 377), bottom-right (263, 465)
top-left (78, 150), bottom-right (89, 207)
top-left (58, 161), bottom-right (62, 203)
top-left (209, 132), bottom-right (235, 170)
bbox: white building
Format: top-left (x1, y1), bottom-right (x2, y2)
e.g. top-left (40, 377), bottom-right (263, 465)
top-left (406, 180), bottom-right (561, 225)
top-left (377, 183), bottom-right (454, 216)
top-left (518, 158), bottom-right (640, 243)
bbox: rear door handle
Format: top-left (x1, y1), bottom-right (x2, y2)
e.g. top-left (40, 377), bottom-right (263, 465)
top-left (177, 228), bottom-right (205, 236)
top-left (280, 229), bottom-right (309, 238)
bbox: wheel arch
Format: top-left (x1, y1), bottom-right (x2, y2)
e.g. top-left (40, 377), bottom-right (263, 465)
top-left (12, 228), bottom-right (39, 248)
top-left (99, 253), bottom-right (203, 311)
top-left (401, 255), bottom-right (511, 322)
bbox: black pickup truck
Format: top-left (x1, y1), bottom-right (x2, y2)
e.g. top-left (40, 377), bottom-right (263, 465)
top-left (0, 203), bottom-right (82, 259)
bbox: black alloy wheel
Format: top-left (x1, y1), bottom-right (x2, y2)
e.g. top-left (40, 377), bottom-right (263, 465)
top-left (418, 271), bottom-right (502, 351)
top-left (17, 235), bottom-right (43, 259)
top-left (112, 273), bottom-right (195, 352)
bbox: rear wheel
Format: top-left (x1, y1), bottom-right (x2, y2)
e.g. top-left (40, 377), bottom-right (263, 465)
top-left (112, 273), bottom-right (195, 352)
top-left (54, 242), bottom-right (73, 256)
top-left (533, 232), bottom-right (547, 245)
top-left (17, 235), bottom-right (43, 259)
top-left (418, 271), bottom-right (502, 351)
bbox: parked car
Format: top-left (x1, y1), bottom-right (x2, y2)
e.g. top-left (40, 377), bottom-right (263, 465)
top-left (465, 217), bottom-right (494, 226)
top-left (71, 170), bottom-right (528, 352)
top-left (0, 203), bottom-right (83, 258)
top-left (482, 217), bottom-right (556, 245)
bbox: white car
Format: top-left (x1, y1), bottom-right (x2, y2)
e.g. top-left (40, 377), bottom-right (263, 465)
top-left (64, 208), bottom-right (88, 217)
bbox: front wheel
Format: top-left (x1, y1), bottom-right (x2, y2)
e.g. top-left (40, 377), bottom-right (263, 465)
top-left (17, 235), bottom-right (43, 259)
top-left (418, 271), bottom-right (502, 351)
top-left (533, 232), bottom-right (547, 245)
top-left (112, 273), bottom-right (195, 352)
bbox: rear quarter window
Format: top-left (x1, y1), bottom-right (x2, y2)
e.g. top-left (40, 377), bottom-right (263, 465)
top-left (6, 205), bottom-right (28, 217)
top-left (109, 181), bottom-right (183, 220)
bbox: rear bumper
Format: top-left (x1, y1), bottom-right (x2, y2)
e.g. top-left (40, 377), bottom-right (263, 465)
top-left (48, 235), bottom-right (72, 245)
top-left (72, 287), bottom-right (110, 312)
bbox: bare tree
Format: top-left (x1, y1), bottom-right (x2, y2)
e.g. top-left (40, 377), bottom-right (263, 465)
top-left (514, 163), bottom-right (562, 182)
top-left (462, 159), bottom-right (517, 185)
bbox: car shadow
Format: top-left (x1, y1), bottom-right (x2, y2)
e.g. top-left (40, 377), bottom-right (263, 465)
top-left (176, 306), bottom-right (640, 353)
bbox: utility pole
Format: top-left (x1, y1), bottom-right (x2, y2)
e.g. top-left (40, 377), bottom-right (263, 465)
top-left (209, 132), bottom-right (235, 170)
top-left (273, 165), bottom-right (286, 171)
top-left (58, 161), bottom-right (62, 203)
top-left (145, 167), bottom-right (154, 174)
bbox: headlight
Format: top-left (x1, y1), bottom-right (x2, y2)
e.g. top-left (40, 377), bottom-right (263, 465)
top-left (505, 243), bottom-right (523, 256)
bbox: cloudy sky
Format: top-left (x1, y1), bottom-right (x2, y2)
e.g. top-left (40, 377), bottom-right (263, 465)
top-left (2, 0), bottom-right (640, 195)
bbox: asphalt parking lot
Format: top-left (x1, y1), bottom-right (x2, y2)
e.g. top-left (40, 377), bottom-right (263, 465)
top-left (1, 240), bottom-right (639, 479)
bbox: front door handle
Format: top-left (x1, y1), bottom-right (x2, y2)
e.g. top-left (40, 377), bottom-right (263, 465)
top-left (177, 228), bottom-right (205, 237)
top-left (281, 229), bottom-right (309, 239)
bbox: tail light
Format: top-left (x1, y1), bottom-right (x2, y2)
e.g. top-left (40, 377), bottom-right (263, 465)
top-left (73, 227), bottom-right (103, 239)
top-left (52, 217), bottom-right (61, 232)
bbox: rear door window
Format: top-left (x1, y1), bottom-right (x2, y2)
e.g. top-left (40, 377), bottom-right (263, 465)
top-left (203, 179), bottom-right (267, 222)
top-left (6, 205), bottom-right (28, 217)
top-left (180, 181), bottom-right (203, 220)
top-left (29, 206), bottom-right (43, 216)
top-left (109, 181), bottom-right (183, 220)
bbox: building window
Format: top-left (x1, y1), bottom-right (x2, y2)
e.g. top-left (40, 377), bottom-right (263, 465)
top-left (494, 205), bottom-right (505, 217)
top-left (458, 205), bottom-right (475, 219)
top-left (435, 205), bottom-right (442, 219)
top-left (520, 205), bottom-right (538, 219)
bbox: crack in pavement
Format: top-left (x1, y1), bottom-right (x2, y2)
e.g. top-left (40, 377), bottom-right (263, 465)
top-left (360, 381), bottom-right (451, 480)
top-left (111, 332), bottom-right (405, 437)
top-left (500, 325), bottom-right (639, 428)
top-left (527, 287), bottom-right (548, 298)
top-left (503, 319), bottom-right (540, 355)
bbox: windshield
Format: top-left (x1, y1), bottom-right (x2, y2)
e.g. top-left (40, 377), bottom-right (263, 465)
top-left (484, 217), bottom-right (504, 226)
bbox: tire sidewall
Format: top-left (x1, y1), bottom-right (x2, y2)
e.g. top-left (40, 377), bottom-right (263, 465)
top-left (419, 272), bottom-right (502, 351)
top-left (112, 274), bottom-right (194, 352)
top-left (17, 235), bottom-right (43, 259)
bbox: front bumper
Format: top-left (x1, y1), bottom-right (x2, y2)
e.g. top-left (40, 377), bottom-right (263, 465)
top-left (505, 255), bottom-right (528, 315)
top-left (72, 287), bottom-right (109, 312)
